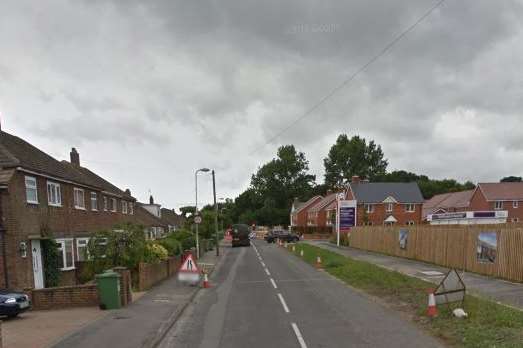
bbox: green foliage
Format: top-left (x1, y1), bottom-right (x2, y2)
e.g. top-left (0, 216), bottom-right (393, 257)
top-left (171, 229), bottom-right (196, 250)
top-left (143, 242), bottom-right (169, 263)
top-left (324, 134), bottom-right (388, 188)
top-left (157, 236), bottom-right (182, 256)
top-left (41, 239), bottom-right (61, 288)
top-left (500, 176), bottom-right (522, 182)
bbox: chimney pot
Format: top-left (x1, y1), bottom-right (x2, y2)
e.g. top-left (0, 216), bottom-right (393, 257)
top-left (125, 189), bottom-right (131, 195)
top-left (149, 195), bottom-right (154, 205)
top-left (70, 147), bottom-right (80, 166)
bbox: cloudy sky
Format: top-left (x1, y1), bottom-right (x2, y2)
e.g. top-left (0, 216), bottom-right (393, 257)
top-left (1, 0), bottom-right (523, 210)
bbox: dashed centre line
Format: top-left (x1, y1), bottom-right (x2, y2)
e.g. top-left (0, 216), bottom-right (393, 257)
top-left (291, 323), bottom-right (308, 348)
top-left (264, 268), bottom-right (271, 276)
top-left (277, 293), bottom-right (290, 313)
top-left (270, 278), bottom-right (278, 289)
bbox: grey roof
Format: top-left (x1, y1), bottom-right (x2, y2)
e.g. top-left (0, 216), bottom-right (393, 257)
top-left (350, 182), bottom-right (424, 203)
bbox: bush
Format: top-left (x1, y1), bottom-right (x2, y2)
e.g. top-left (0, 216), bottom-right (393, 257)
top-left (158, 237), bottom-right (182, 256)
top-left (144, 243), bottom-right (169, 263)
top-left (41, 239), bottom-right (61, 287)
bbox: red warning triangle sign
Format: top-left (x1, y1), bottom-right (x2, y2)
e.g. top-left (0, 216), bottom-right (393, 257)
top-left (179, 254), bottom-right (199, 273)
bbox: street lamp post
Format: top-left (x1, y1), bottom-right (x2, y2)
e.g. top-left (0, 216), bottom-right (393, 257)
top-left (212, 170), bottom-right (219, 257)
top-left (195, 168), bottom-right (210, 259)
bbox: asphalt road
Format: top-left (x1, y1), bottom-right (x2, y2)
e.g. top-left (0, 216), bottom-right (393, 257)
top-left (159, 240), bottom-right (443, 348)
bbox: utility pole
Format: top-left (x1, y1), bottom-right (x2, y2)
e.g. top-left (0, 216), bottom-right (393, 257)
top-left (195, 168), bottom-right (210, 259)
top-left (212, 170), bottom-right (219, 256)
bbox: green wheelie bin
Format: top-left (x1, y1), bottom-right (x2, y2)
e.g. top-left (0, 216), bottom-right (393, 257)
top-left (96, 270), bottom-right (121, 310)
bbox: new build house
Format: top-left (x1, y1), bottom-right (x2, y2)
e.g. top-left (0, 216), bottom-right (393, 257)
top-left (345, 176), bottom-right (424, 226)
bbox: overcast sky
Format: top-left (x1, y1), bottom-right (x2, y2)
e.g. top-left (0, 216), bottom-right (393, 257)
top-left (1, 0), bottom-right (523, 210)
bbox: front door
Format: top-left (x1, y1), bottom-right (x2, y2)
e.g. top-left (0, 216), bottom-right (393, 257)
top-left (31, 240), bottom-right (44, 289)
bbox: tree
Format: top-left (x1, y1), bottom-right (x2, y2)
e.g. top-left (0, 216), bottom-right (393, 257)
top-left (179, 206), bottom-right (196, 218)
top-left (501, 176), bottom-right (522, 182)
top-left (324, 134), bottom-right (388, 188)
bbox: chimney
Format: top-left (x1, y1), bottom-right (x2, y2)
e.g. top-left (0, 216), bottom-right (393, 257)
top-left (125, 189), bottom-right (131, 196)
top-left (351, 176), bottom-right (361, 184)
top-left (70, 148), bottom-right (80, 166)
top-left (149, 195), bottom-right (154, 205)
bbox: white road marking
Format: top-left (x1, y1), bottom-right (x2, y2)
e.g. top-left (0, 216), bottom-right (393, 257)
top-left (261, 262), bottom-right (266, 267)
top-left (291, 323), bottom-right (308, 348)
top-left (277, 293), bottom-right (290, 313)
top-left (270, 278), bottom-right (277, 289)
top-left (265, 268), bottom-right (271, 276)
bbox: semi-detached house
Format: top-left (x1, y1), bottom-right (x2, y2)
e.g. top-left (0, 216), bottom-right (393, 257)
top-left (0, 130), bottom-right (141, 290)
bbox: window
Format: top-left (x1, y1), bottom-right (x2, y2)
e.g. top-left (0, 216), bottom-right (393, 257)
top-left (111, 198), bottom-right (117, 212)
top-left (25, 176), bottom-right (38, 204)
top-left (494, 201), bottom-right (503, 210)
top-left (90, 192), bottom-right (98, 211)
top-left (512, 218), bottom-right (519, 223)
top-left (364, 204), bottom-right (374, 213)
top-left (122, 201), bottom-right (128, 214)
top-left (405, 204), bottom-right (416, 213)
top-left (406, 221), bottom-right (415, 226)
top-left (129, 202), bottom-right (134, 215)
top-left (76, 238), bottom-right (90, 261)
top-left (386, 203), bottom-right (394, 212)
top-left (74, 188), bottom-right (85, 209)
top-left (363, 221), bottom-right (373, 226)
top-left (56, 239), bottom-right (74, 270)
top-left (103, 196), bottom-right (108, 211)
top-left (513, 201), bottom-right (519, 209)
top-left (47, 181), bottom-right (62, 206)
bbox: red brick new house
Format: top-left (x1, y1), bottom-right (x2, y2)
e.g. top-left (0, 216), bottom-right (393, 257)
top-left (0, 130), bottom-right (142, 290)
top-left (306, 192), bottom-right (338, 227)
top-left (290, 196), bottom-right (322, 228)
top-left (467, 183), bottom-right (523, 223)
top-left (422, 190), bottom-right (474, 220)
top-left (345, 176), bottom-right (424, 226)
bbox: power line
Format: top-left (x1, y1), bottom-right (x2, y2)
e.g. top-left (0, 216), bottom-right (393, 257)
top-left (249, 0), bottom-right (446, 155)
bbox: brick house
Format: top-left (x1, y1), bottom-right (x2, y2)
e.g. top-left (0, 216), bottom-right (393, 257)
top-left (346, 176), bottom-right (424, 226)
top-left (135, 204), bottom-right (168, 240)
top-left (467, 183), bottom-right (523, 223)
top-left (0, 130), bottom-right (140, 290)
top-left (306, 192), bottom-right (339, 227)
top-left (422, 190), bottom-right (474, 220)
top-left (290, 196), bottom-right (322, 228)
top-left (160, 208), bottom-right (186, 233)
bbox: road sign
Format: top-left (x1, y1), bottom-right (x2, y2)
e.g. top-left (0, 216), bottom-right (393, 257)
top-left (178, 253), bottom-right (201, 284)
top-left (194, 215), bottom-right (202, 224)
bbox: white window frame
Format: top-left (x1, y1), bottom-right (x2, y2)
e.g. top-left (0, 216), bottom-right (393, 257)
top-left (56, 238), bottom-right (75, 270)
top-left (76, 237), bottom-right (90, 261)
top-left (46, 181), bottom-right (62, 207)
top-left (122, 201), bottom-right (128, 214)
top-left (111, 198), bottom-right (117, 212)
top-left (90, 192), bottom-right (98, 211)
top-left (103, 196), bottom-right (108, 211)
top-left (513, 201), bottom-right (519, 209)
top-left (406, 220), bottom-right (415, 226)
top-left (25, 176), bottom-right (38, 204)
top-left (129, 202), bottom-right (134, 215)
top-left (74, 188), bottom-right (86, 210)
top-left (364, 221), bottom-right (373, 226)
top-left (364, 204), bottom-right (374, 214)
top-left (386, 203), bottom-right (394, 213)
top-left (494, 201), bottom-right (503, 210)
top-left (405, 204), bottom-right (416, 213)
top-left (512, 217), bottom-right (519, 223)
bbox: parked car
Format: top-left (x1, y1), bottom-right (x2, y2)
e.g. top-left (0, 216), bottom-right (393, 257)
top-left (265, 230), bottom-right (300, 243)
top-left (0, 290), bottom-right (31, 318)
top-left (231, 224), bottom-right (251, 247)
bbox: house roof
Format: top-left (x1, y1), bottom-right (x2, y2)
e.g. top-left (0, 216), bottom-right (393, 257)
top-left (0, 130), bottom-right (132, 198)
top-left (0, 169), bottom-right (15, 186)
top-left (160, 208), bottom-right (186, 227)
top-left (422, 190), bottom-right (474, 218)
top-left (477, 182), bottom-right (523, 201)
top-left (291, 196), bottom-right (322, 215)
top-left (309, 193), bottom-right (339, 212)
top-left (350, 182), bottom-right (424, 204)
top-left (135, 204), bottom-right (167, 228)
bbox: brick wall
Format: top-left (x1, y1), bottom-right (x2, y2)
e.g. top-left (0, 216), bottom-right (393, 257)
top-left (358, 203), bottom-right (423, 226)
top-left (137, 257), bottom-right (180, 291)
top-left (29, 284), bottom-right (99, 310)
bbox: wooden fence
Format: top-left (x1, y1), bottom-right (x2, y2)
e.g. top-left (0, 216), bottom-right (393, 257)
top-left (349, 225), bottom-right (523, 283)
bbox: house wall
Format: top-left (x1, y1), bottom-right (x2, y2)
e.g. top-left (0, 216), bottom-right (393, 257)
top-left (293, 197), bottom-right (323, 227)
top-left (468, 188), bottom-right (523, 222)
top-left (2, 171), bottom-right (138, 290)
top-left (357, 203), bottom-right (422, 226)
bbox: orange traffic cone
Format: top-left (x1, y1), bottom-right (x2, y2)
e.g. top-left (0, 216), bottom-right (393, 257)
top-left (202, 272), bottom-right (210, 288)
top-left (427, 290), bottom-right (437, 317)
top-left (315, 255), bottom-right (323, 269)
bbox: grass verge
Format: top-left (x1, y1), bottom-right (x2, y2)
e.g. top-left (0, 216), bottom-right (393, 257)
top-left (290, 243), bottom-right (523, 348)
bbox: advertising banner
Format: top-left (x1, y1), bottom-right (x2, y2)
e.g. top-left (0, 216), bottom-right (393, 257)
top-left (338, 200), bottom-right (357, 232)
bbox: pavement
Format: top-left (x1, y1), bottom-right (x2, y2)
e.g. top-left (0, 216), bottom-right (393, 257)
top-left (1, 307), bottom-right (106, 348)
top-left (307, 240), bottom-right (523, 310)
top-left (160, 239), bottom-right (443, 348)
top-left (52, 247), bottom-right (224, 348)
